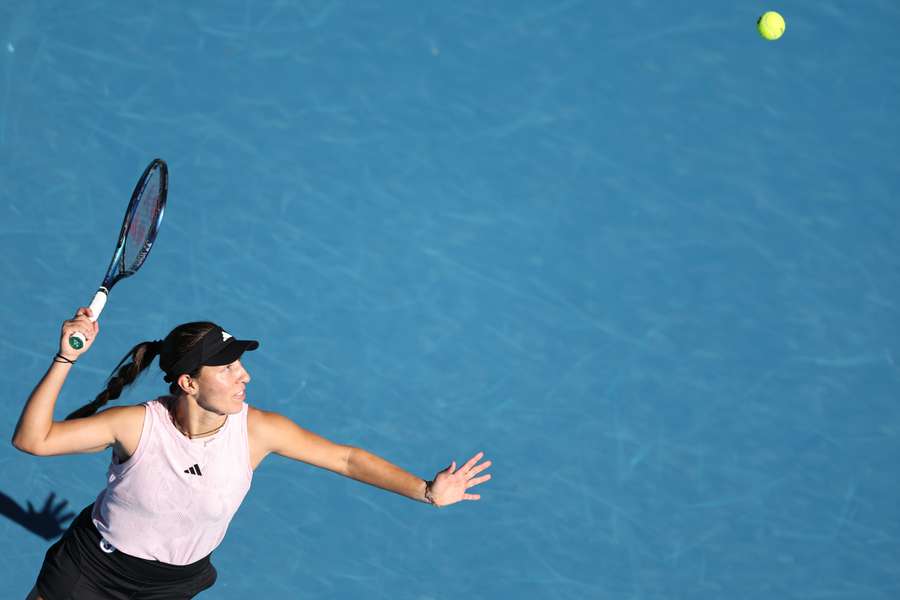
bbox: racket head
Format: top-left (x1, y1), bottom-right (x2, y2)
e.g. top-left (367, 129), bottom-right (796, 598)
top-left (101, 158), bottom-right (168, 289)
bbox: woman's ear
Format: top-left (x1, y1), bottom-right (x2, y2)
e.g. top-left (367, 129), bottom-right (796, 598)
top-left (177, 373), bottom-right (197, 395)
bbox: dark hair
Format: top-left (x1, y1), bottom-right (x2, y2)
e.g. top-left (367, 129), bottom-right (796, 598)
top-left (64, 322), bottom-right (217, 420)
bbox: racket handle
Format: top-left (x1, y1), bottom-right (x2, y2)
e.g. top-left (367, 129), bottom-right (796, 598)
top-left (68, 288), bottom-right (109, 350)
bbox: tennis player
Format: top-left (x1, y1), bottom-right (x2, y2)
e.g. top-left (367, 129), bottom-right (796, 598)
top-left (14, 307), bottom-right (492, 599)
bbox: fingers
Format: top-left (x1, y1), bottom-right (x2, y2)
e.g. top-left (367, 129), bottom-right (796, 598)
top-left (77, 307), bottom-right (98, 330)
top-left (60, 307), bottom-right (98, 355)
top-left (461, 451), bottom-right (485, 473)
top-left (437, 452), bottom-right (492, 491)
top-left (457, 452), bottom-right (490, 481)
top-left (66, 307), bottom-right (94, 339)
top-left (467, 459), bottom-right (492, 477)
top-left (466, 474), bottom-right (492, 488)
top-left (441, 453), bottom-right (492, 480)
top-left (69, 308), bottom-right (93, 329)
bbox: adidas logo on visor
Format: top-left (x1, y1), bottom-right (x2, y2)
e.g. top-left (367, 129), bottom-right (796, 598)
top-left (222, 331), bottom-right (233, 342)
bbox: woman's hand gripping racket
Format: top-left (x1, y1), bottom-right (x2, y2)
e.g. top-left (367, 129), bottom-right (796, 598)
top-left (68, 159), bottom-right (168, 350)
top-left (60, 307), bottom-right (100, 359)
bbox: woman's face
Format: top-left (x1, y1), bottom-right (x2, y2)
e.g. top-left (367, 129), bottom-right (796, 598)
top-left (193, 359), bottom-right (251, 415)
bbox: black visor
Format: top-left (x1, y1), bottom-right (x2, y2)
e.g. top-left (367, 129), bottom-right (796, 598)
top-left (161, 325), bottom-right (258, 383)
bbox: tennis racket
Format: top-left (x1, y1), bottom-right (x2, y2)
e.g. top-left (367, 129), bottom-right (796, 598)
top-left (68, 159), bottom-right (168, 350)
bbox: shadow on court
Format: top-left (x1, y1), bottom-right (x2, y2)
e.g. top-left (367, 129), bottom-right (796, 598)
top-left (0, 491), bottom-right (74, 540)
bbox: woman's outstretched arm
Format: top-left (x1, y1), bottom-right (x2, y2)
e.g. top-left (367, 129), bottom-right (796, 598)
top-left (248, 407), bottom-right (491, 506)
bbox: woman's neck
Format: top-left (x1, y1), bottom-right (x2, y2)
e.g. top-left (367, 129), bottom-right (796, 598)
top-left (167, 396), bottom-right (227, 439)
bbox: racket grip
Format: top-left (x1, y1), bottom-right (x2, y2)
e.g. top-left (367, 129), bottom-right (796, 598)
top-left (68, 288), bottom-right (109, 350)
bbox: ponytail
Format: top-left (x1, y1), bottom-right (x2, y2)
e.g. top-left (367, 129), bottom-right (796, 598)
top-left (65, 340), bottom-right (162, 420)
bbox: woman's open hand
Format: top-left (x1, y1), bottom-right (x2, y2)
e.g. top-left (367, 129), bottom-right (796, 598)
top-left (428, 451), bottom-right (492, 507)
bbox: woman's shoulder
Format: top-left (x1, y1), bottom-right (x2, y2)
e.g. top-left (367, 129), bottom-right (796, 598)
top-left (96, 404), bottom-right (148, 454)
top-left (138, 396), bottom-right (177, 416)
top-left (101, 397), bottom-right (171, 429)
top-left (246, 405), bottom-right (294, 440)
top-left (246, 404), bottom-right (295, 422)
top-left (98, 403), bottom-right (147, 432)
top-left (245, 405), bottom-right (283, 468)
top-left (100, 403), bottom-right (147, 420)
top-left (246, 404), bottom-right (270, 429)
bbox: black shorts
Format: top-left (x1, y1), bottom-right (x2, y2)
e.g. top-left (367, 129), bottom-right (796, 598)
top-left (36, 504), bottom-right (217, 600)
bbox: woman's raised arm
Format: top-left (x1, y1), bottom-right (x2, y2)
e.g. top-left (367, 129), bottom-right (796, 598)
top-left (9, 307), bottom-right (128, 456)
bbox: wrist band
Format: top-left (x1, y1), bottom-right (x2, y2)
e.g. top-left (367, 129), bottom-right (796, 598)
top-left (54, 353), bottom-right (76, 365)
top-left (424, 480), bottom-right (439, 507)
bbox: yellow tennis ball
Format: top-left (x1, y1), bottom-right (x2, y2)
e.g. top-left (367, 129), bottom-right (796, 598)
top-left (757, 11), bottom-right (786, 40)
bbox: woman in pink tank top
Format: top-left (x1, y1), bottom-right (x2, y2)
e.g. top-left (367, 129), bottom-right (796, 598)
top-left (13, 307), bottom-right (493, 599)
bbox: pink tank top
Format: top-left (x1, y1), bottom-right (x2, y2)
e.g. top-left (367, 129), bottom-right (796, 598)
top-left (92, 397), bottom-right (253, 565)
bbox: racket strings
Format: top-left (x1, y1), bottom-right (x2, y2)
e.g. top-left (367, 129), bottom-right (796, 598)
top-left (122, 170), bottom-right (164, 274)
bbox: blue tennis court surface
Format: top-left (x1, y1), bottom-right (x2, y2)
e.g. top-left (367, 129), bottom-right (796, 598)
top-left (2, 2), bottom-right (899, 598)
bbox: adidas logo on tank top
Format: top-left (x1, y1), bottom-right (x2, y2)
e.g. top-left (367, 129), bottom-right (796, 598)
top-left (184, 463), bottom-right (203, 476)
